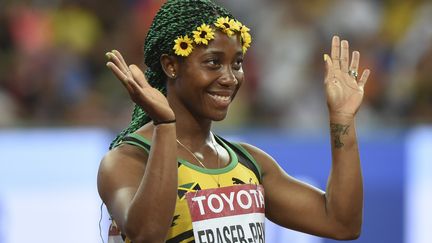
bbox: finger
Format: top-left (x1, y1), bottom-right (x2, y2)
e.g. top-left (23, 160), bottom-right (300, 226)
top-left (331, 35), bottom-right (341, 69)
top-left (111, 50), bottom-right (129, 74)
top-left (106, 52), bottom-right (129, 75)
top-left (129, 65), bottom-right (150, 88)
top-left (107, 61), bottom-right (127, 82)
top-left (323, 54), bottom-right (333, 83)
top-left (106, 62), bottom-right (134, 94)
top-left (358, 69), bottom-right (370, 89)
top-left (340, 40), bottom-right (349, 73)
top-left (349, 51), bottom-right (360, 73)
top-left (126, 75), bottom-right (143, 95)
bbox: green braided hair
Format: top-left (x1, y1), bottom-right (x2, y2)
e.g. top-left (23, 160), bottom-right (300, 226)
top-left (110, 0), bottom-right (245, 149)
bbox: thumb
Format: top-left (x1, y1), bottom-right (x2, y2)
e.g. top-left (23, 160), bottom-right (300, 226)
top-left (323, 54), bottom-right (333, 83)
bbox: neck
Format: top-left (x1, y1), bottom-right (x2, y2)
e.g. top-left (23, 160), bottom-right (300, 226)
top-left (175, 120), bottom-right (213, 151)
top-left (168, 96), bottom-right (213, 149)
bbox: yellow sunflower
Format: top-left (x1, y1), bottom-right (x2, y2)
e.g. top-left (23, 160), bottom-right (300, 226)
top-left (236, 21), bottom-right (252, 53)
top-left (236, 20), bottom-right (250, 34)
top-left (214, 17), bottom-right (240, 36)
top-left (192, 24), bottom-right (215, 45)
top-left (241, 31), bottom-right (252, 53)
top-left (173, 35), bottom-right (193, 56)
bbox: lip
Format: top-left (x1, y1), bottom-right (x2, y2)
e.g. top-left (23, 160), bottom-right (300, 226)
top-left (207, 90), bottom-right (233, 107)
top-left (208, 90), bottom-right (234, 97)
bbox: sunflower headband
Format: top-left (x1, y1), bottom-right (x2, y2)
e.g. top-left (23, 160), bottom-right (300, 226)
top-left (173, 16), bottom-right (252, 57)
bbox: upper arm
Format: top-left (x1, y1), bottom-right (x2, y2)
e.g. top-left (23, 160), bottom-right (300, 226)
top-left (238, 143), bottom-right (339, 237)
top-left (97, 143), bottom-right (149, 230)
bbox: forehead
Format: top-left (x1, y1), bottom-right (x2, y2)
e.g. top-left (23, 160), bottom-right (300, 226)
top-left (192, 30), bottom-right (243, 57)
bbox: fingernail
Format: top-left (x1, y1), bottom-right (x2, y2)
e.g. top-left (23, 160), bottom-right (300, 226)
top-left (105, 52), bottom-right (111, 60)
top-left (323, 54), bottom-right (328, 62)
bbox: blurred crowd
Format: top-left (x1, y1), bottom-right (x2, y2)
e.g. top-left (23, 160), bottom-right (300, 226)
top-left (0, 0), bottom-right (431, 132)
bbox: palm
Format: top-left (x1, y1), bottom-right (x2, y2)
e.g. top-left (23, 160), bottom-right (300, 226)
top-left (106, 50), bottom-right (175, 122)
top-left (326, 68), bottom-right (364, 115)
top-left (324, 36), bottom-right (370, 116)
top-left (127, 69), bottom-right (174, 122)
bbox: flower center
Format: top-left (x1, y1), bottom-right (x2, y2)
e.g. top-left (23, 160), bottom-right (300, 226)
top-left (200, 31), bottom-right (207, 38)
top-left (180, 42), bottom-right (189, 50)
top-left (223, 23), bottom-right (230, 28)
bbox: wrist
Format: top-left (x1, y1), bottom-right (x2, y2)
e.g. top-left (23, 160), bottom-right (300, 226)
top-left (329, 112), bottom-right (355, 123)
top-left (153, 118), bottom-right (176, 126)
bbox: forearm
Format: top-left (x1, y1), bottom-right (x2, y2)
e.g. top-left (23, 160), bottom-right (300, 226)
top-left (325, 114), bottom-right (363, 230)
top-left (125, 123), bottom-right (178, 241)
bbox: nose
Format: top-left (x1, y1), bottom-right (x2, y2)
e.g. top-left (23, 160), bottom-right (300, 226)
top-left (218, 66), bottom-right (238, 86)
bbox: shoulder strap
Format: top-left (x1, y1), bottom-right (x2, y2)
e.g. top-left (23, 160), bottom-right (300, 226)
top-left (119, 133), bottom-right (262, 182)
top-left (215, 135), bottom-right (262, 183)
top-left (119, 134), bottom-right (182, 168)
top-left (119, 133), bottom-right (151, 153)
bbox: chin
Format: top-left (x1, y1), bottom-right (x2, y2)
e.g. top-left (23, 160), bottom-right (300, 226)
top-left (212, 116), bottom-right (226, 122)
top-left (210, 110), bottom-right (229, 121)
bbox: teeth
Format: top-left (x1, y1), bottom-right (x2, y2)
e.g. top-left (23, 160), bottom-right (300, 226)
top-left (212, 94), bottom-right (230, 101)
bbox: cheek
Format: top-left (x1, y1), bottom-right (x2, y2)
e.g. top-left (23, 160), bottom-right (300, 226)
top-left (235, 72), bottom-right (245, 86)
top-left (178, 72), bottom-right (211, 93)
top-left (197, 72), bottom-right (217, 84)
top-left (185, 65), bottom-right (216, 85)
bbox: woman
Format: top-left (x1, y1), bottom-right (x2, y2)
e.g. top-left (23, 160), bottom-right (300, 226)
top-left (97, 0), bottom-right (370, 242)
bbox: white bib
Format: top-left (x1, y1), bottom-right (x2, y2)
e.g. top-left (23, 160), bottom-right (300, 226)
top-left (186, 184), bottom-right (266, 243)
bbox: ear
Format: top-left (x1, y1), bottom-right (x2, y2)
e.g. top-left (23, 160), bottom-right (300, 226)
top-left (160, 54), bottom-right (179, 79)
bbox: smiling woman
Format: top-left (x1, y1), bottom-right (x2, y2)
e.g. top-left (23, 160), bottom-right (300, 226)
top-left (97, 0), bottom-right (370, 242)
top-left (170, 30), bottom-right (244, 121)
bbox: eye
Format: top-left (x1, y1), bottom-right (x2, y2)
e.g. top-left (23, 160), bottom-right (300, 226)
top-left (205, 58), bottom-right (221, 69)
top-left (232, 58), bottom-right (243, 71)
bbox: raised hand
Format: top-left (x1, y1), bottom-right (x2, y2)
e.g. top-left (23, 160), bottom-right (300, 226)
top-left (323, 36), bottom-right (370, 117)
top-left (106, 50), bottom-right (175, 123)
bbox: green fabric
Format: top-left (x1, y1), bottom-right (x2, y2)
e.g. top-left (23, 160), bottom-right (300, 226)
top-left (122, 133), bottom-right (239, 175)
top-left (230, 142), bottom-right (262, 179)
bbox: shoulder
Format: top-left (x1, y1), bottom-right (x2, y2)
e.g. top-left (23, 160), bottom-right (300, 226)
top-left (99, 124), bottom-right (155, 171)
top-left (98, 143), bottom-right (149, 180)
top-left (106, 123), bottom-right (153, 161)
top-left (98, 141), bottom-right (150, 186)
top-left (97, 142), bottom-right (150, 202)
top-left (236, 142), bottom-right (272, 160)
top-left (235, 142), bottom-right (283, 179)
top-left (99, 123), bottom-right (155, 174)
top-left (101, 143), bottom-right (149, 169)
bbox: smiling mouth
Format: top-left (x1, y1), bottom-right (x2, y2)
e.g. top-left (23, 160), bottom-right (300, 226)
top-left (211, 94), bottom-right (230, 101)
top-left (208, 93), bottom-right (232, 106)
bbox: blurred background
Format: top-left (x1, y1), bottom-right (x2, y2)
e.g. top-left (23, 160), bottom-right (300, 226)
top-left (0, 0), bottom-right (431, 242)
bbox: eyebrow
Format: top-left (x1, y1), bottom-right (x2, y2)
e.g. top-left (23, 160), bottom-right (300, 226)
top-left (204, 49), bottom-right (244, 57)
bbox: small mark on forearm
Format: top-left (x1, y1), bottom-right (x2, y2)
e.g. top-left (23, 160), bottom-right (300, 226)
top-left (330, 123), bottom-right (350, 149)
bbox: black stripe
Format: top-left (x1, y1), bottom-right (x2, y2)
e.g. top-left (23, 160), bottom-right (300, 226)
top-left (122, 136), bottom-right (151, 150)
top-left (166, 229), bottom-right (194, 243)
top-left (215, 135), bottom-right (262, 183)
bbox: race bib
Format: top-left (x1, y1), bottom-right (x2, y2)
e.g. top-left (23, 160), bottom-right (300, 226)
top-left (186, 184), bottom-right (265, 243)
